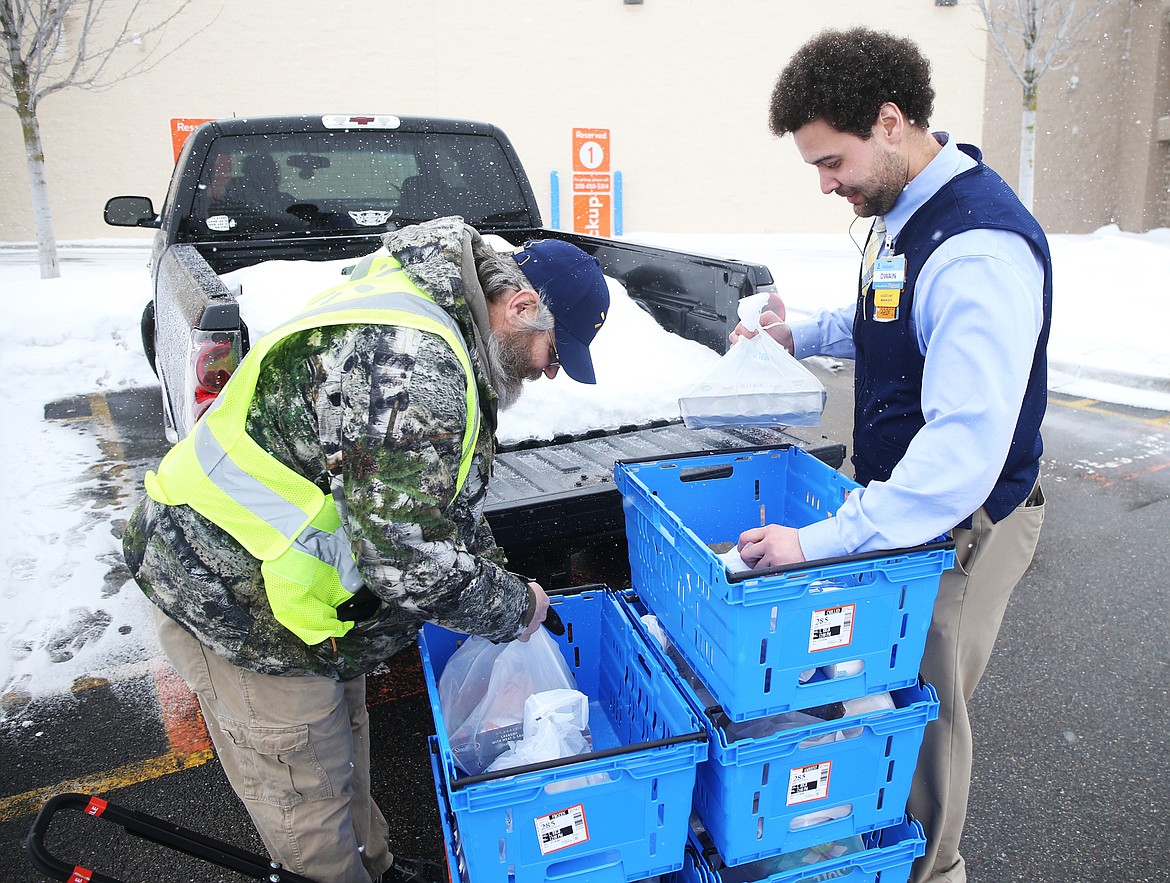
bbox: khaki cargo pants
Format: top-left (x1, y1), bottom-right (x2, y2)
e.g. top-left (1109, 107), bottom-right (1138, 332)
top-left (909, 482), bottom-right (1046, 883)
top-left (153, 608), bottom-right (393, 883)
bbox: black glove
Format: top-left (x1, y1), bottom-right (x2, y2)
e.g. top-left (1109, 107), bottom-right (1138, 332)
top-left (542, 605), bottom-right (565, 637)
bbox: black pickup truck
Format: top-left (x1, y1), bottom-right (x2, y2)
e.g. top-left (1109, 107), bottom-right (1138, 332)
top-left (104, 113), bottom-right (842, 586)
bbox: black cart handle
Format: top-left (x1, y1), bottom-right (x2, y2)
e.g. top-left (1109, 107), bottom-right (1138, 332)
top-left (25, 792), bottom-right (318, 882)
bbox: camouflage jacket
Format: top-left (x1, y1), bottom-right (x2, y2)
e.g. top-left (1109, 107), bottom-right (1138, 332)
top-left (123, 217), bottom-right (532, 680)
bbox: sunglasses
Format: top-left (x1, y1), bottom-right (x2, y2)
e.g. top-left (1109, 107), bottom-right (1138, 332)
top-left (540, 333), bottom-right (560, 380)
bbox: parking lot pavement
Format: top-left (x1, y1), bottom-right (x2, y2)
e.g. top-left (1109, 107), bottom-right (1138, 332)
top-left (5, 360), bottom-right (1170, 882)
top-left (1, 650), bottom-right (446, 881)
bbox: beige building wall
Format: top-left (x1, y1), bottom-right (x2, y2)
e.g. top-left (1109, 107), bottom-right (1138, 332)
top-left (2, 0), bottom-right (989, 243)
top-left (981, 0), bottom-right (1170, 234)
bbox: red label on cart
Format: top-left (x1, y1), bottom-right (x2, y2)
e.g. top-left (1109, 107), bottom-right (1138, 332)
top-left (68, 868), bottom-right (94, 882)
top-left (84, 796), bottom-right (108, 817)
top-left (808, 603), bottom-right (855, 652)
top-left (534, 803), bottom-right (589, 855)
top-left (787, 760), bottom-right (832, 805)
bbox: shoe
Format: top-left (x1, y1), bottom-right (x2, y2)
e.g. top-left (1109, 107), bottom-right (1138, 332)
top-left (377, 855), bottom-right (446, 883)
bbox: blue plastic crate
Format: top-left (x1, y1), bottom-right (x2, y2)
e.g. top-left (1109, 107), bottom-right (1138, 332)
top-left (613, 446), bottom-right (954, 721)
top-left (430, 736), bottom-right (467, 883)
top-left (419, 587), bottom-right (707, 883)
top-left (692, 681), bottom-right (937, 864)
top-left (678, 815), bottom-right (926, 883)
top-left (617, 591), bottom-right (939, 864)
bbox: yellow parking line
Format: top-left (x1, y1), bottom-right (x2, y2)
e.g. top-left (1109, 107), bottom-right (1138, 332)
top-left (1, 661), bottom-right (423, 822)
top-left (0, 663), bottom-right (215, 824)
top-left (88, 390), bottom-right (130, 463)
top-left (0, 748), bottom-right (214, 824)
top-left (1052, 395), bottom-right (1170, 427)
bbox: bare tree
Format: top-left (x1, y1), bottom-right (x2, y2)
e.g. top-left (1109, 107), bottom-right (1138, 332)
top-left (974, 0), bottom-right (1111, 212)
top-left (0, 0), bottom-right (207, 278)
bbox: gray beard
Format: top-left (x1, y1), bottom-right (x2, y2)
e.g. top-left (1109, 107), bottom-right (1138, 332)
top-left (486, 330), bottom-right (533, 411)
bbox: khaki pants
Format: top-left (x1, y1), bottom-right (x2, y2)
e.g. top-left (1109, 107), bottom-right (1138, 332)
top-left (154, 609), bottom-right (393, 883)
top-left (909, 483), bottom-right (1045, 883)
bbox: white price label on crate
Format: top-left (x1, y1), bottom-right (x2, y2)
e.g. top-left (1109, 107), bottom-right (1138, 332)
top-left (534, 803), bottom-right (590, 855)
top-left (787, 761), bottom-right (832, 805)
top-left (809, 603), bottom-right (856, 652)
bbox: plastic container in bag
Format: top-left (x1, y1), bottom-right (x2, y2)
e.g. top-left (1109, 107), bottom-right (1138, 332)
top-left (678, 293), bottom-right (825, 429)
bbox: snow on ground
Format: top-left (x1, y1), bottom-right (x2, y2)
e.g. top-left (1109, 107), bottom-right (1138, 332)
top-left (1, 226), bottom-right (1167, 704)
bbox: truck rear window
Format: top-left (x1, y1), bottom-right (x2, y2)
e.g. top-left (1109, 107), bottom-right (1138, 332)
top-left (182, 131), bottom-right (532, 239)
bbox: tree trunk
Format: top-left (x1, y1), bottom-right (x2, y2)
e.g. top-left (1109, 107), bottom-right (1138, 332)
top-left (18, 103), bottom-right (61, 280)
top-left (1018, 100), bottom-right (1037, 213)
top-left (1016, 0), bottom-right (1039, 213)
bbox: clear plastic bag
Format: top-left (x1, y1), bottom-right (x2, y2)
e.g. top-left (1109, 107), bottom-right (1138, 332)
top-left (716, 833), bottom-right (865, 883)
top-left (439, 629), bottom-right (585, 775)
top-left (679, 292), bottom-right (826, 429)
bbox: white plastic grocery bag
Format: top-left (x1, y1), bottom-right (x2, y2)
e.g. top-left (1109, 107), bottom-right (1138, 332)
top-left (679, 292), bottom-right (826, 429)
top-left (485, 688), bottom-right (592, 772)
top-left (439, 628), bottom-right (586, 775)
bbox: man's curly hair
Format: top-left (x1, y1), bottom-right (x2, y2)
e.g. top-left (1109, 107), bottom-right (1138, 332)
top-left (769, 28), bottom-right (935, 139)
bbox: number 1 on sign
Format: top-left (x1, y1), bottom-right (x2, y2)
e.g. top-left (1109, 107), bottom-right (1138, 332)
top-left (578, 141), bottom-right (605, 170)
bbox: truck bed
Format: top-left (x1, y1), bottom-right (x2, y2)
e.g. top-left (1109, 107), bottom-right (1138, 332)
top-left (486, 422), bottom-right (845, 588)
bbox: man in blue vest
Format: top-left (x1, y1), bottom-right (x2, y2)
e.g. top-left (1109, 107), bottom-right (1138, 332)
top-left (733, 29), bottom-right (1050, 883)
top-left (123, 217), bottom-right (610, 883)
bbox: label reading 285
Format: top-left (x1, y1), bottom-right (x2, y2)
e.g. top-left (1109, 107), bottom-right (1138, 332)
top-left (809, 603), bottom-right (855, 652)
top-left (534, 803), bottom-right (589, 855)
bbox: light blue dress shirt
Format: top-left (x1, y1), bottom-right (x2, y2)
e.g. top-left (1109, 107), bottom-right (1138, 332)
top-left (790, 134), bottom-right (1046, 559)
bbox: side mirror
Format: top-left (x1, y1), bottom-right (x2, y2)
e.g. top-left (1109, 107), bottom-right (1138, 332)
top-left (104, 196), bottom-right (160, 228)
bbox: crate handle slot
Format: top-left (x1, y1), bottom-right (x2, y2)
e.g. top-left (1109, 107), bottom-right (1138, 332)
top-left (678, 464), bottom-right (734, 482)
top-left (546, 848), bottom-right (623, 879)
top-left (789, 803), bottom-right (853, 831)
top-left (542, 771), bottom-right (618, 796)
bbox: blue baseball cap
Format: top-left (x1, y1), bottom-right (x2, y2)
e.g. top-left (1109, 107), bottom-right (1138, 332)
top-left (512, 239), bottom-right (609, 384)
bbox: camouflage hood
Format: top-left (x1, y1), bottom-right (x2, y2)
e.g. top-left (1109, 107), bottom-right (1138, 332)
top-left (383, 216), bottom-right (500, 430)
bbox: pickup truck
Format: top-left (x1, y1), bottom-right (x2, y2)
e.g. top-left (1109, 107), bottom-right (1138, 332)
top-left (104, 113), bottom-right (842, 587)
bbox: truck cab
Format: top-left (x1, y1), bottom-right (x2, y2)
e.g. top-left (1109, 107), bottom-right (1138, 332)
top-left (106, 114), bottom-right (778, 443)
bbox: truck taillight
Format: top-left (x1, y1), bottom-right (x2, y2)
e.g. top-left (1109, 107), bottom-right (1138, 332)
top-left (186, 329), bottom-right (242, 424)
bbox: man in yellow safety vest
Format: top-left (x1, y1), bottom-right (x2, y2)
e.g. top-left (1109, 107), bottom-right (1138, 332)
top-left (123, 216), bottom-right (610, 883)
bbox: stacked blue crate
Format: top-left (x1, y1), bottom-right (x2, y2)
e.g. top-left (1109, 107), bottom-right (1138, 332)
top-left (676, 815), bottom-right (928, 883)
top-left (613, 446), bottom-right (955, 883)
top-left (419, 587), bottom-right (708, 883)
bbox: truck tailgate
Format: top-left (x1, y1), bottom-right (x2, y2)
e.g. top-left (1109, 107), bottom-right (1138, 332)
top-left (485, 422), bottom-right (845, 587)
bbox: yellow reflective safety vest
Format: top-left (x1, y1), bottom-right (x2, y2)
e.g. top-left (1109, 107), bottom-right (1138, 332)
top-left (143, 254), bottom-right (480, 645)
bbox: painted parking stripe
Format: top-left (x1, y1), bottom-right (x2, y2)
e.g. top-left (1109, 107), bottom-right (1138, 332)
top-left (1, 658), bottom-right (425, 822)
top-left (0, 747), bottom-right (216, 824)
top-left (1052, 394), bottom-right (1170, 427)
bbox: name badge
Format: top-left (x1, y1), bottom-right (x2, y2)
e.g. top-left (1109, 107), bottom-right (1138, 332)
top-left (873, 287), bottom-right (900, 322)
top-left (873, 255), bottom-right (906, 289)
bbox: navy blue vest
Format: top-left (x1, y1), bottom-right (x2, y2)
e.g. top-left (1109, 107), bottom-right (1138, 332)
top-left (852, 144), bottom-right (1052, 525)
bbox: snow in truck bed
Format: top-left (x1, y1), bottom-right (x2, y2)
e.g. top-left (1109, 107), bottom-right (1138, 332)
top-left (222, 248), bottom-right (724, 446)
